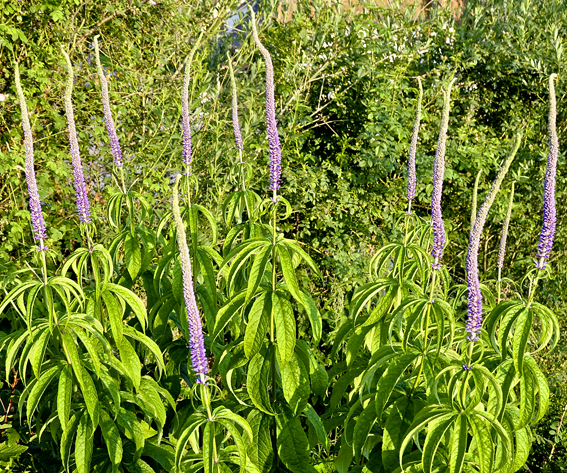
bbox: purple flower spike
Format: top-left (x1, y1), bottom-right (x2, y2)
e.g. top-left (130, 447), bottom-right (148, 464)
top-left (227, 54), bottom-right (244, 155)
top-left (14, 63), bottom-right (48, 244)
top-left (172, 175), bottom-right (208, 384)
top-left (181, 34), bottom-right (202, 175)
top-left (466, 135), bottom-right (521, 342)
top-left (94, 36), bottom-right (123, 168)
top-left (407, 77), bottom-right (423, 211)
top-left (536, 74), bottom-right (559, 270)
top-left (431, 78), bottom-right (456, 269)
top-left (62, 48), bottom-right (91, 224)
top-left (462, 364), bottom-right (473, 371)
top-left (250, 7), bottom-right (282, 203)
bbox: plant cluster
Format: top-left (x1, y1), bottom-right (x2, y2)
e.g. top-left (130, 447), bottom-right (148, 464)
top-left (0, 1), bottom-right (565, 472)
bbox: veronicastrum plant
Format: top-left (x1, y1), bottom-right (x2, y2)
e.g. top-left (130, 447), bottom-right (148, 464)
top-left (327, 74), bottom-right (560, 473)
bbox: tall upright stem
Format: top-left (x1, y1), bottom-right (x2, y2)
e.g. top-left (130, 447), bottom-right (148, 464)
top-left (411, 262), bottom-right (438, 395)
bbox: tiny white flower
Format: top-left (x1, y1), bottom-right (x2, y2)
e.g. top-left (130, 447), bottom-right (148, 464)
top-left (0, 94), bottom-right (6, 102)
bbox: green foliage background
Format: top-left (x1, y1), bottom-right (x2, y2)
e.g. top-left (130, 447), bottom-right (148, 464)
top-left (1, 0), bottom-right (566, 470)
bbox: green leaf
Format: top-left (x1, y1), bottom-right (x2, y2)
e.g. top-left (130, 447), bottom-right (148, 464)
top-left (382, 396), bottom-right (421, 471)
top-left (375, 353), bottom-right (418, 421)
top-left (123, 325), bottom-right (166, 374)
top-left (524, 355), bottom-right (549, 424)
top-left (58, 364), bottom-right (73, 433)
top-left (61, 413), bottom-right (80, 470)
top-left (298, 290), bottom-right (322, 344)
top-left (217, 417), bottom-right (248, 473)
top-left (105, 283), bottom-right (147, 331)
top-left (31, 328), bottom-right (50, 378)
top-left (213, 292), bottom-right (246, 339)
top-left (335, 441), bottom-right (353, 473)
top-left (277, 245), bottom-right (302, 302)
top-left (175, 413), bottom-right (207, 470)
top-left (281, 351), bottom-right (310, 415)
top-left (125, 232), bottom-right (142, 280)
top-left (100, 409), bottom-right (123, 471)
top-left (79, 365), bottom-right (100, 429)
top-left (353, 400), bottom-right (377, 461)
top-left (0, 443), bottom-right (27, 462)
top-left (244, 293), bottom-right (270, 360)
top-left (281, 239), bottom-right (322, 278)
top-left (116, 408), bottom-right (146, 462)
top-left (246, 244), bottom-right (272, 304)
top-left (468, 414), bottom-right (495, 473)
top-left (305, 404), bottom-right (329, 451)
top-left (247, 347), bottom-right (274, 415)
top-left (27, 364), bottom-right (60, 420)
top-left (203, 421), bottom-right (215, 473)
top-left (422, 413), bottom-right (456, 473)
top-left (75, 411), bottom-right (94, 473)
top-left (246, 410), bottom-right (274, 471)
top-left (119, 338), bottom-right (141, 391)
top-left (276, 413), bottom-right (317, 473)
top-left (449, 414), bottom-right (467, 473)
top-left (513, 308), bottom-right (533, 375)
top-left (273, 291), bottom-right (296, 367)
top-left (102, 290), bottom-right (123, 345)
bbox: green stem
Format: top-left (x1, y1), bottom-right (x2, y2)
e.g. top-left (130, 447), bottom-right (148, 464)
top-left (119, 166), bottom-right (127, 194)
top-left (410, 264), bottom-right (438, 396)
top-left (497, 267), bottom-right (502, 304)
top-left (270, 205), bottom-right (277, 400)
top-left (270, 204), bottom-right (278, 467)
top-left (526, 267), bottom-right (543, 308)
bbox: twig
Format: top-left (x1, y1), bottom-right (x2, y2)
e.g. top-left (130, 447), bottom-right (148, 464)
top-left (76, 7), bottom-right (133, 45)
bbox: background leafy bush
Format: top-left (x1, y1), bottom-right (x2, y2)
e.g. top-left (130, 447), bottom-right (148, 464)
top-left (1, 0), bottom-right (566, 470)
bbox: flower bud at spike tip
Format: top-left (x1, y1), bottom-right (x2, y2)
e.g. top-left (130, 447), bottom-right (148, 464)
top-left (94, 36), bottom-right (122, 167)
top-left (62, 48), bottom-right (92, 224)
top-left (250, 6), bottom-right (282, 203)
top-left (536, 73), bottom-right (559, 270)
top-left (497, 182), bottom-right (515, 270)
top-left (172, 175), bottom-right (208, 384)
top-left (466, 134), bottom-right (521, 342)
top-left (407, 77), bottom-right (423, 209)
top-left (430, 77), bottom-right (456, 269)
top-left (227, 53), bottom-right (244, 155)
top-left (14, 63), bottom-right (48, 244)
top-left (181, 33), bottom-right (203, 175)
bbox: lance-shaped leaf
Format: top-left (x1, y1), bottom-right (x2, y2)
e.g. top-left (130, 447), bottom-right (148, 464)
top-left (244, 292), bottom-right (271, 360)
top-left (247, 347), bottom-right (274, 415)
top-left (375, 353), bottom-right (419, 422)
top-left (273, 291), bottom-right (296, 366)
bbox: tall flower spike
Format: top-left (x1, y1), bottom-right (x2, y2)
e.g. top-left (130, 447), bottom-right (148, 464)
top-left (227, 53), bottom-right (244, 156)
top-left (430, 77), bottom-right (456, 270)
top-left (536, 73), bottom-right (559, 270)
top-left (62, 48), bottom-right (92, 224)
top-left (466, 134), bottom-right (521, 342)
top-left (407, 77), bottom-right (423, 212)
top-left (181, 33), bottom-right (203, 175)
top-left (172, 175), bottom-right (208, 384)
top-left (470, 168), bottom-right (483, 238)
top-left (94, 36), bottom-right (122, 167)
top-left (497, 182), bottom-right (515, 270)
top-left (250, 6), bottom-right (282, 203)
top-left (14, 63), bottom-right (48, 247)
